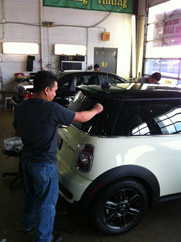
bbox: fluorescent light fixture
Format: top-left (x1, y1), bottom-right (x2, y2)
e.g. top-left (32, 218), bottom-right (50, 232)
top-left (3, 42), bottom-right (39, 54)
top-left (54, 44), bottom-right (86, 55)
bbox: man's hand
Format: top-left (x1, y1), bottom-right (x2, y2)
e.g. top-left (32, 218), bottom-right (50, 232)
top-left (73, 103), bottom-right (104, 123)
top-left (92, 103), bottom-right (103, 114)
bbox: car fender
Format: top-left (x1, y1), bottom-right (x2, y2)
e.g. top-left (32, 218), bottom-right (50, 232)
top-left (77, 165), bottom-right (160, 212)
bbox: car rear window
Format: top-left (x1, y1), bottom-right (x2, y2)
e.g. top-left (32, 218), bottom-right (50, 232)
top-left (68, 91), bottom-right (120, 136)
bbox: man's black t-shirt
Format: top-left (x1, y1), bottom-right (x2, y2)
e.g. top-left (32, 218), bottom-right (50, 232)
top-left (13, 98), bottom-right (75, 163)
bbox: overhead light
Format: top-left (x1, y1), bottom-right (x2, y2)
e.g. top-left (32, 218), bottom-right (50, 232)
top-left (3, 42), bottom-right (39, 54)
top-left (54, 44), bottom-right (86, 55)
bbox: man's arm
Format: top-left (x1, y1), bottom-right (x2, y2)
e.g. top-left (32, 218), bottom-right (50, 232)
top-left (73, 103), bottom-right (103, 122)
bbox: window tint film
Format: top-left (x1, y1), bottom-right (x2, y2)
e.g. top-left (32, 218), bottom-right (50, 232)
top-left (69, 91), bottom-right (119, 136)
top-left (114, 100), bottom-right (181, 136)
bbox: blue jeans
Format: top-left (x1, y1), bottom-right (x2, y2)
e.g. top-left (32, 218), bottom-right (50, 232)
top-left (21, 161), bottom-right (59, 242)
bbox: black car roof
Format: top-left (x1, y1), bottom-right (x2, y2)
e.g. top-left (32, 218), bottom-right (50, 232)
top-left (58, 70), bottom-right (117, 75)
top-left (77, 83), bottom-right (181, 101)
top-left (57, 70), bottom-right (127, 79)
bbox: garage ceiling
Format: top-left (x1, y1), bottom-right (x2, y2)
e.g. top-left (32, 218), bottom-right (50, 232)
top-left (148, 0), bottom-right (170, 7)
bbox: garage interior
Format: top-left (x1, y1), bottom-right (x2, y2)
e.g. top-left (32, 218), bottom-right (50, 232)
top-left (1, 0), bottom-right (181, 241)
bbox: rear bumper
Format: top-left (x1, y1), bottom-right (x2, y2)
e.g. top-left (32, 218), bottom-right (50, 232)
top-left (57, 161), bottom-right (91, 204)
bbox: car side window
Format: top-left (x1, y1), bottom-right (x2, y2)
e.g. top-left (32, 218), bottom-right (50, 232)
top-left (59, 80), bottom-right (70, 90)
top-left (76, 76), bottom-right (84, 85)
top-left (82, 75), bottom-right (89, 84)
top-left (58, 77), bottom-right (76, 94)
top-left (69, 92), bottom-right (118, 136)
top-left (77, 75), bottom-right (99, 85)
top-left (114, 100), bottom-right (181, 136)
top-left (69, 77), bottom-right (77, 92)
top-left (154, 106), bottom-right (181, 134)
top-left (114, 103), bottom-right (148, 136)
top-left (107, 75), bottom-right (122, 84)
top-left (88, 75), bottom-right (99, 85)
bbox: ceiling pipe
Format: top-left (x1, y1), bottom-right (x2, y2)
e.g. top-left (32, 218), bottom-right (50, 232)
top-left (132, 15), bottom-right (136, 79)
top-left (0, 0), bottom-right (5, 41)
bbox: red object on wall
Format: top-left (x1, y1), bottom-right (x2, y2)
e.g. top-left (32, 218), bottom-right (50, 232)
top-left (14, 73), bottom-right (24, 78)
top-left (102, 32), bottom-right (110, 41)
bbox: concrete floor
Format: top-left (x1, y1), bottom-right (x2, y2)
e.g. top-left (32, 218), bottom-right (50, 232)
top-left (0, 110), bottom-right (181, 242)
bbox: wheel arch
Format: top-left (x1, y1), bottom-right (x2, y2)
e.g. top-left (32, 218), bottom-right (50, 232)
top-left (77, 165), bottom-right (160, 212)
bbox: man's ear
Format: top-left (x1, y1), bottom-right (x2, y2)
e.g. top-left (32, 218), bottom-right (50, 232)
top-left (44, 87), bottom-right (49, 96)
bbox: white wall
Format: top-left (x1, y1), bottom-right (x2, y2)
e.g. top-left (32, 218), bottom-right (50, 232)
top-left (0, 0), bottom-right (132, 92)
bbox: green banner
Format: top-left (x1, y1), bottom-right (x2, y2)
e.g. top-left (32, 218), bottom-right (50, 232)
top-left (43, 0), bottom-right (133, 14)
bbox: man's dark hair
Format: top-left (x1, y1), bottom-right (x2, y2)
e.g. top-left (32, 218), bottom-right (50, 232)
top-left (151, 72), bottom-right (161, 81)
top-left (94, 64), bottom-right (99, 69)
top-left (34, 71), bottom-right (58, 93)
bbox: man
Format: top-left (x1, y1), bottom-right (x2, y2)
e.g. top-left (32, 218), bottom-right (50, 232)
top-left (13, 71), bottom-right (103, 242)
top-left (94, 64), bottom-right (100, 71)
top-left (138, 72), bottom-right (161, 84)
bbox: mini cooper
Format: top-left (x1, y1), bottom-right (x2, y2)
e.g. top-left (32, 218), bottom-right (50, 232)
top-left (57, 82), bottom-right (181, 235)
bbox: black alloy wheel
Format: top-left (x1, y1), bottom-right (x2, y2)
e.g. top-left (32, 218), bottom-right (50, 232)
top-left (91, 180), bottom-right (148, 235)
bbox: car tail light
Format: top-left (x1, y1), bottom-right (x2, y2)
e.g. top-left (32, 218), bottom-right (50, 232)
top-left (24, 91), bottom-right (33, 99)
top-left (76, 144), bottom-right (94, 172)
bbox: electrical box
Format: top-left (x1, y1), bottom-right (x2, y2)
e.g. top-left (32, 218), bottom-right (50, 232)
top-left (102, 32), bottom-right (110, 41)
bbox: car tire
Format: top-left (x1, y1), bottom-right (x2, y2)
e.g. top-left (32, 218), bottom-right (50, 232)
top-left (90, 179), bottom-right (148, 235)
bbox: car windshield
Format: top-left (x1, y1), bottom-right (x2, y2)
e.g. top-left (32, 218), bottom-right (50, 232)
top-left (69, 91), bottom-right (120, 136)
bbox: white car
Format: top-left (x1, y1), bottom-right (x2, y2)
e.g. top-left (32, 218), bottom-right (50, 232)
top-left (57, 82), bottom-right (181, 235)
